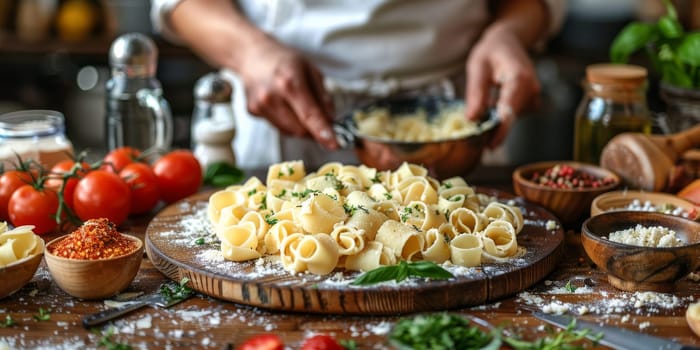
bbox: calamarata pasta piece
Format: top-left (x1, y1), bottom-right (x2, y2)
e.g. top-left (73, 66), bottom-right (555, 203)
top-left (206, 160), bottom-right (527, 276)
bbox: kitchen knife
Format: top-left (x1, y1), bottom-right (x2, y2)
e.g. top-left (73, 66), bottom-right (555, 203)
top-left (82, 287), bottom-right (192, 328)
top-left (533, 312), bottom-right (700, 350)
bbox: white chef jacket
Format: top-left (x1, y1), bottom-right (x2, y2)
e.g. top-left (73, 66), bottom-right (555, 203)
top-left (152, 0), bottom-right (565, 170)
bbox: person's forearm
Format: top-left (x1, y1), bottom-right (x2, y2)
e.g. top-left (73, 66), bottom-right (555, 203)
top-left (485, 0), bottom-right (549, 49)
top-left (168, 0), bottom-right (271, 71)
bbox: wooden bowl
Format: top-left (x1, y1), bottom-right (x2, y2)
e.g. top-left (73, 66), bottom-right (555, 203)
top-left (0, 240), bottom-right (44, 299)
top-left (581, 211), bottom-right (700, 292)
top-left (512, 161), bottom-right (620, 225)
top-left (591, 190), bottom-right (699, 220)
top-left (44, 234), bottom-right (143, 299)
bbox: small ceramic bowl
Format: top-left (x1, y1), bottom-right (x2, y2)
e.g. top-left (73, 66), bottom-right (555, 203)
top-left (591, 190), bottom-right (699, 220)
top-left (0, 240), bottom-right (44, 299)
top-left (45, 234), bottom-right (143, 299)
top-left (512, 161), bottom-right (620, 225)
top-left (581, 211), bottom-right (700, 292)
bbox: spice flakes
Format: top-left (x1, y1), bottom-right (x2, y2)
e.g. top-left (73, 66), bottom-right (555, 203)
top-left (49, 218), bottom-right (137, 259)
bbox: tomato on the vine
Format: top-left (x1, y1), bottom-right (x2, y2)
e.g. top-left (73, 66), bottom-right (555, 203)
top-left (301, 335), bottom-right (344, 350)
top-left (120, 162), bottom-right (160, 214)
top-left (236, 334), bottom-right (284, 350)
top-left (8, 185), bottom-right (59, 234)
top-left (73, 170), bottom-right (131, 226)
top-left (102, 146), bottom-right (142, 173)
top-left (152, 150), bottom-right (202, 203)
top-left (0, 170), bottom-right (34, 221)
top-left (45, 160), bottom-right (90, 210)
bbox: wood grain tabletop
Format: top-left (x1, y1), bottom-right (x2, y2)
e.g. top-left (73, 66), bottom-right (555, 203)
top-left (2, 167), bottom-right (700, 350)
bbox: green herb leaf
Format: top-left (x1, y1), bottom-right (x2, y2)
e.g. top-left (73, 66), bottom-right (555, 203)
top-left (0, 315), bottom-right (15, 327)
top-left (503, 318), bottom-right (603, 350)
top-left (609, 22), bottom-right (657, 63)
top-left (564, 280), bottom-right (577, 293)
top-left (350, 261), bottom-right (453, 286)
top-left (339, 339), bottom-right (357, 350)
top-left (658, 15), bottom-right (683, 39)
top-left (407, 261), bottom-right (455, 280)
top-left (677, 32), bottom-right (700, 66)
top-left (203, 162), bottom-right (244, 187)
top-left (389, 313), bottom-right (496, 350)
top-left (95, 327), bottom-right (132, 350)
top-left (159, 277), bottom-right (193, 303)
top-left (194, 237), bottom-right (205, 245)
top-left (33, 308), bottom-right (51, 321)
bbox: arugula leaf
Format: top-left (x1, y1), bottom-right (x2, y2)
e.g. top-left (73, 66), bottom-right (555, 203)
top-left (350, 261), bottom-right (453, 286)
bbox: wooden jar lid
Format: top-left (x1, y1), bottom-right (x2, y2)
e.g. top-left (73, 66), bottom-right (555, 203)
top-left (586, 63), bottom-right (648, 87)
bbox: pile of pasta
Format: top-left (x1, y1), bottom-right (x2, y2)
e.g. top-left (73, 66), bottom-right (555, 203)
top-left (0, 222), bottom-right (44, 267)
top-left (353, 105), bottom-right (480, 142)
top-left (207, 161), bottom-right (524, 276)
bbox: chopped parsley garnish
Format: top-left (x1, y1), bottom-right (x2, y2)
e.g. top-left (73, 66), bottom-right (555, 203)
top-left (400, 207), bottom-right (413, 222)
top-left (292, 189), bottom-right (320, 199)
top-left (275, 189), bottom-right (287, 198)
top-left (247, 188), bottom-right (257, 196)
top-left (1, 315), bottom-right (15, 327)
top-left (564, 280), bottom-right (577, 293)
top-left (159, 277), bottom-right (193, 304)
top-left (442, 182), bottom-right (453, 189)
top-left (265, 214), bottom-right (279, 225)
top-left (384, 192), bottom-right (393, 200)
top-left (371, 173), bottom-right (382, 184)
top-left (33, 308), bottom-right (51, 321)
top-left (194, 237), bottom-right (205, 245)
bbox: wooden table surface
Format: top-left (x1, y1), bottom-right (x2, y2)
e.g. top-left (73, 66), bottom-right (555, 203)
top-left (2, 166), bottom-right (700, 349)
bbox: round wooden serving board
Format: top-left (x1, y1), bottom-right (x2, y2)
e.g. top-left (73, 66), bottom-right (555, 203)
top-left (145, 189), bottom-right (564, 315)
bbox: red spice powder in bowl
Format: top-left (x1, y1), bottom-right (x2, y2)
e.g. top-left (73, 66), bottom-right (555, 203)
top-left (45, 218), bottom-right (143, 299)
top-left (513, 161), bottom-right (621, 226)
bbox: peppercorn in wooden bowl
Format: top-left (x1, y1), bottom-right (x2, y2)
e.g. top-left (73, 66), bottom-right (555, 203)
top-left (44, 218), bottom-right (143, 299)
top-left (581, 211), bottom-right (700, 292)
top-left (512, 161), bottom-right (620, 226)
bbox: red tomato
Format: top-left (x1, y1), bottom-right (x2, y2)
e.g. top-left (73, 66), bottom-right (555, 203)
top-left (0, 170), bottom-right (34, 220)
top-left (301, 335), bottom-right (344, 350)
top-left (236, 334), bottom-right (284, 350)
top-left (45, 160), bottom-right (90, 210)
top-left (8, 185), bottom-right (59, 234)
top-left (152, 150), bottom-right (202, 203)
top-left (120, 162), bottom-right (160, 214)
top-left (102, 146), bottom-right (142, 173)
top-left (73, 170), bottom-right (131, 225)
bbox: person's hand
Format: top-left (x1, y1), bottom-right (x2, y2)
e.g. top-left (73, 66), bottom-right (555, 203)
top-left (238, 39), bottom-right (339, 150)
top-left (464, 28), bottom-right (540, 148)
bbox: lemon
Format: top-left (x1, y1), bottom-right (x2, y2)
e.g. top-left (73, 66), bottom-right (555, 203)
top-left (56, 0), bottom-right (97, 43)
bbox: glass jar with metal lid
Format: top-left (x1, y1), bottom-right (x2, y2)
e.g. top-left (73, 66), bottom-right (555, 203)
top-left (0, 110), bottom-right (74, 169)
top-left (573, 64), bottom-right (653, 164)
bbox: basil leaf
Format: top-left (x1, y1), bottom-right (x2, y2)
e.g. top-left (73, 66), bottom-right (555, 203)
top-left (350, 265), bottom-right (399, 286)
top-left (395, 261), bottom-right (410, 282)
top-left (610, 22), bottom-right (657, 63)
top-left (204, 162), bottom-right (244, 187)
top-left (678, 32), bottom-right (700, 67)
top-left (407, 261), bottom-right (454, 280)
top-left (658, 15), bottom-right (683, 39)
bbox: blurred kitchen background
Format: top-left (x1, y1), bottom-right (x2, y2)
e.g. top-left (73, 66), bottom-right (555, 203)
top-left (0, 0), bottom-right (695, 166)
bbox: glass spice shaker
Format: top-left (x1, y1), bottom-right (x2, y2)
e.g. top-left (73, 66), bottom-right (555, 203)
top-left (0, 110), bottom-right (74, 170)
top-left (105, 33), bottom-right (173, 153)
top-left (191, 73), bottom-right (236, 173)
top-left (573, 64), bottom-right (653, 164)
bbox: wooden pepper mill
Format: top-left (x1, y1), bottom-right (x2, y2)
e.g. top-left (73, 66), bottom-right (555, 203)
top-left (600, 124), bottom-right (700, 191)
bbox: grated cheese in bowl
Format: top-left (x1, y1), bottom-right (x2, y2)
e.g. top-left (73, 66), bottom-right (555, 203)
top-left (607, 224), bottom-right (684, 248)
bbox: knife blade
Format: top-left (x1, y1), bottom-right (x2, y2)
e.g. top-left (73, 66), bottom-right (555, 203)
top-left (82, 287), bottom-right (192, 328)
top-left (533, 312), bottom-right (700, 350)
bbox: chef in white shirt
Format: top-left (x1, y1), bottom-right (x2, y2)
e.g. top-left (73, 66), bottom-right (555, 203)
top-left (151, 0), bottom-right (565, 170)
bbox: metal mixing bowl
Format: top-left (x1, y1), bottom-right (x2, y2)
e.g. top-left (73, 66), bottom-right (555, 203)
top-left (334, 96), bottom-right (498, 179)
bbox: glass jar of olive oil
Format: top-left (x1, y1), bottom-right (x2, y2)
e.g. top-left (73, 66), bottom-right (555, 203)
top-left (573, 64), bottom-right (652, 164)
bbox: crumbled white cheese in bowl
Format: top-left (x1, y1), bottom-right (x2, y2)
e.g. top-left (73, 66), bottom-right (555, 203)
top-left (607, 224), bottom-right (685, 248)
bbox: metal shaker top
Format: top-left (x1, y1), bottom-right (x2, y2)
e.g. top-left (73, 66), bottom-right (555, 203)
top-left (109, 33), bottom-right (158, 77)
top-left (194, 73), bottom-right (233, 103)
